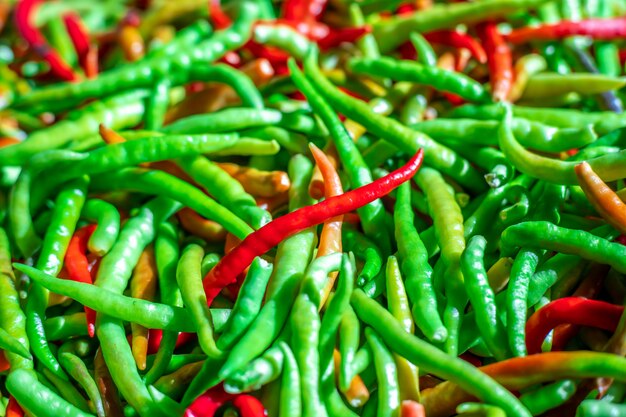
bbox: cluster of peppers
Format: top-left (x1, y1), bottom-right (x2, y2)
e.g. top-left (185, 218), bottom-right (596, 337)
top-left (2, 0), bottom-right (626, 416)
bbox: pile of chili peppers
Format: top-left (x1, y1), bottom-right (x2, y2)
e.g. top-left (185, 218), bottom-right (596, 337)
top-left (3, 0), bottom-right (626, 416)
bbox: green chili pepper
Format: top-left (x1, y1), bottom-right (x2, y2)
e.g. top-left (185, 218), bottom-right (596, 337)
top-left (519, 379), bottom-right (576, 415)
top-left (457, 402), bottom-right (506, 417)
top-left (349, 4), bottom-right (382, 60)
top-left (412, 117), bottom-right (596, 153)
top-left (1, 90), bottom-right (148, 165)
top-left (451, 102), bottom-right (626, 135)
top-left (506, 249), bottom-right (541, 358)
top-left (223, 345), bottom-right (284, 393)
top-left (145, 222), bottom-right (182, 385)
top-left (461, 235), bottom-right (510, 361)
top-left (7, 369), bottom-right (94, 417)
top-left (291, 293), bottom-right (327, 417)
top-left (416, 167), bottom-right (466, 355)
top-left (343, 228), bottom-right (383, 286)
top-left (365, 327), bottom-right (400, 417)
top-left (338, 306), bottom-right (361, 393)
top-left (162, 108), bottom-right (325, 137)
top-left (521, 73), bottom-right (626, 100)
top-left (44, 313), bottom-right (89, 342)
top-left (0, 227), bottom-right (32, 371)
top-left (80, 199), bottom-right (120, 256)
top-left (350, 57), bottom-right (491, 103)
top-left (498, 105), bottom-right (626, 184)
top-left (58, 343), bottom-right (105, 417)
top-left (373, 0), bottom-right (550, 52)
top-left (176, 244), bottom-right (222, 358)
top-left (217, 257), bottom-right (273, 350)
top-left (14, 263), bottom-right (230, 333)
top-left (177, 155), bottom-right (271, 230)
top-left (278, 342), bottom-right (302, 417)
top-left (394, 181), bottom-right (446, 342)
top-left (90, 168), bottom-right (253, 240)
top-left (48, 132), bottom-right (239, 184)
top-left (25, 176), bottom-right (88, 380)
top-left (576, 400), bottom-right (626, 416)
top-left (410, 33), bottom-right (437, 67)
top-left (253, 24), bottom-right (313, 60)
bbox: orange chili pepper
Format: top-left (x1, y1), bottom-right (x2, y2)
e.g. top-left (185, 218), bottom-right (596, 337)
top-left (310, 143), bottom-right (344, 306)
top-left (576, 161), bottom-right (626, 234)
top-left (118, 25), bottom-right (145, 62)
top-left (0, 137), bottom-right (20, 148)
top-left (165, 59), bottom-right (274, 122)
top-left (130, 246), bottom-right (158, 370)
top-left (99, 124), bottom-right (126, 145)
top-left (308, 143), bottom-right (339, 200)
top-left (178, 208), bottom-right (227, 243)
top-left (0, 2), bottom-right (9, 33)
top-left (216, 163), bottom-right (291, 198)
top-left (401, 400), bottom-right (426, 417)
top-left (255, 191), bottom-right (289, 213)
top-left (84, 45), bottom-right (99, 79)
top-left (333, 349), bottom-right (369, 407)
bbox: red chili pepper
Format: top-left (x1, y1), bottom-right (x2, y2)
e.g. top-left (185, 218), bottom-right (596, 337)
top-left (219, 51), bottom-right (242, 68)
top-left (65, 224), bottom-right (98, 337)
top-left (337, 86), bottom-right (367, 102)
top-left (209, 0), bottom-right (232, 30)
top-left (232, 395), bottom-right (266, 417)
top-left (147, 329), bottom-right (195, 354)
top-left (62, 13), bottom-right (90, 64)
top-left (459, 352), bottom-right (482, 367)
top-left (424, 30), bottom-right (487, 64)
top-left (0, 350), bottom-right (9, 372)
top-left (507, 18), bottom-right (626, 44)
top-left (121, 10), bottom-right (141, 28)
top-left (525, 297), bottom-right (623, 355)
top-left (396, 4), bottom-right (416, 15)
top-left (317, 26), bottom-right (370, 50)
top-left (185, 385), bottom-right (234, 417)
top-left (6, 396), bottom-right (24, 417)
top-left (281, 0), bottom-right (328, 22)
top-left (616, 234), bottom-right (626, 246)
top-left (550, 264), bottom-right (608, 351)
top-left (477, 21), bottom-right (513, 102)
top-left (14, 0), bottom-right (78, 81)
top-left (245, 41), bottom-right (290, 65)
top-left (202, 149), bottom-right (424, 305)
